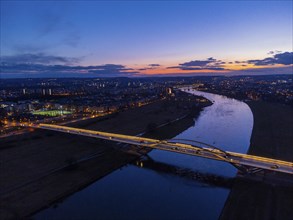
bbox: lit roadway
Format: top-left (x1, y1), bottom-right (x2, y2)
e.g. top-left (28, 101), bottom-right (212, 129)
top-left (30, 123), bottom-right (293, 175)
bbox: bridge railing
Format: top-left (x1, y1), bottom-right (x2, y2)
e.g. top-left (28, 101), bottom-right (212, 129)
top-left (31, 123), bottom-right (293, 175)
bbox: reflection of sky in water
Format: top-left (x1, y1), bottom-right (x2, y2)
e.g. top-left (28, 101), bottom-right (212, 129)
top-left (35, 89), bottom-right (253, 220)
top-left (36, 165), bottom-right (228, 220)
top-left (151, 89), bottom-right (253, 177)
top-left (182, 89), bottom-right (253, 153)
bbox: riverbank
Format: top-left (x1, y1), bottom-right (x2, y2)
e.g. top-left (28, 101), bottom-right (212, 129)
top-left (220, 101), bottom-right (293, 220)
top-left (248, 101), bottom-right (293, 161)
top-left (0, 92), bottom-right (211, 219)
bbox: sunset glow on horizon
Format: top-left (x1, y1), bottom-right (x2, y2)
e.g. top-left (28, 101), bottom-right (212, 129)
top-left (1, 1), bottom-right (292, 78)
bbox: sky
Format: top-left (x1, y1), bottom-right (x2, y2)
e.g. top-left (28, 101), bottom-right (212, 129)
top-left (0, 1), bottom-right (292, 78)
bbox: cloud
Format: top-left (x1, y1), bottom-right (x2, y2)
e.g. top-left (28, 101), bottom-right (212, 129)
top-left (1, 53), bottom-right (80, 65)
top-left (38, 12), bottom-right (63, 37)
top-left (168, 57), bottom-right (227, 71)
top-left (229, 66), bottom-right (293, 75)
top-left (2, 52), bottom-right (292, 78)
top-left (88, 64), bottom-right (138, 76)
top-left (267, 50), bottom-right (282, 55)
top-left (0, 60), bottom-right (138, 77)
top-left (63, 32), bottom-right (81, 47)
top-left (179, 57), bottom-right (215, 67)
top-left (148, 64), bottom-right (160, 67)
top-left (248, 52), bottom-right (293, 66)
top-left (40, 11), bottom-right (81, 48)
top-left (136, 64), bottom-right (161, 71)
top-left (166, 66), bottom-right (179, 69)
top-left (10, 9), bottom-right (81, 55)
top-left (13, 44), bottom-right (48, 54)
top-left (234, 61), bottom-right (244, 64)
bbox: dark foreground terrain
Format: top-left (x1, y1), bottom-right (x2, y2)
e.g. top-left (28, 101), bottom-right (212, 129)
top-left (0, 93), bottom-right (211, 219)
top-left (221, 101), bottom-right (293, 220)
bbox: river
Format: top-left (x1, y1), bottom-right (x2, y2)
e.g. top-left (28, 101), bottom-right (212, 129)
top-left (34, 89), bottom-right (253, 220)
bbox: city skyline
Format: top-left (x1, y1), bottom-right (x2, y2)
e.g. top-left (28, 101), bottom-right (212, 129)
top-left (1, 1), bottom-right (292, 78)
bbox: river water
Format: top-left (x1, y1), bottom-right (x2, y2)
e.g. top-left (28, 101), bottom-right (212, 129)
top-left (34, 89), bottom-right (253, 220)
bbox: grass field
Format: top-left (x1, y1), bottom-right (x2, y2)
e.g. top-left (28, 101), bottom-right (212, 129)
top-left (32, 110), bottom-right (72, 116)
top-left (0, 93), bottom-right (211, 219)
top-left (220, 101), bottom-right (293, 220)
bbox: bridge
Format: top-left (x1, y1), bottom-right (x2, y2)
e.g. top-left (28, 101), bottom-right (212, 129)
top-left (29, 123), bottom-right (293, 175)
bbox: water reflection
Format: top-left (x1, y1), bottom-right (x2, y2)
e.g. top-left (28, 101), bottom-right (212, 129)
top-left (178, 89), bottom-right (253, 154)
top-left (34, 89), bottom-right (254, 220)
top-left (148, 88), bottom-right (253, 177)
top-left (132, 156), bottom-right (234, 189)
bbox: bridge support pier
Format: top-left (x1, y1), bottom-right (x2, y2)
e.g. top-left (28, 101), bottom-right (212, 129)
top-left (230, 163), bottom-right (250, 174)
top-left (230, 163), bottom-right (266, 175)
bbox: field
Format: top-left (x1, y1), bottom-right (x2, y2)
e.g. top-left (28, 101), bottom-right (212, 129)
top-left (0, 93), bottom-right (211, 219)
top-left (32, 110), bottom-right (72, 116)
top-left (220, 101), bottom-right (293, 220)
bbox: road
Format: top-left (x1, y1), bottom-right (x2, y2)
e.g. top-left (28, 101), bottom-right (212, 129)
top-left (30, 123), bottom-right (293, 175)
top-left (0, 113), bottom-right (106, 138)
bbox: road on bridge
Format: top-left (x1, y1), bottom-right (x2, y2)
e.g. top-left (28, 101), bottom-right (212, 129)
top-left (29, 123), bottom-right (293, 175)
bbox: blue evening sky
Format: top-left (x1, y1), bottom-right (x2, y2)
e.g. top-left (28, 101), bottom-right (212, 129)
top-left (1, 1), bottom-right (292, 77)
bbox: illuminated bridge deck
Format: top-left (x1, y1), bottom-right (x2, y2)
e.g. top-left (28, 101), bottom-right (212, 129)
top-left (30, 123), bottom-right (293, 175)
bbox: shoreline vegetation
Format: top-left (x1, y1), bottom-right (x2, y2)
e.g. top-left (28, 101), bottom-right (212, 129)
top-left (0, 91), bottom-right (212, 219)
top-left (221, 101), bottom-right (293, 220)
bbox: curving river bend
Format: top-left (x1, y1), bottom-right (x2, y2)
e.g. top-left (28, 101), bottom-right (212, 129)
top-left (35, 89), bottom-right (253, 220)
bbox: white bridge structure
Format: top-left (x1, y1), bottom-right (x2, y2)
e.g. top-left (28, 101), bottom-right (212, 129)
top-left (30, 123), bottom-right (293, 175)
